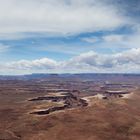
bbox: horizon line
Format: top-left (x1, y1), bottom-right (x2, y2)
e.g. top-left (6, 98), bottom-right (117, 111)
top-left (0, 72), bottom-right (140, 76)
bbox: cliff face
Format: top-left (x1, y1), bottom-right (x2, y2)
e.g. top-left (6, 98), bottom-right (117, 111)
top-left (30, 92), bottom-right (88, 115)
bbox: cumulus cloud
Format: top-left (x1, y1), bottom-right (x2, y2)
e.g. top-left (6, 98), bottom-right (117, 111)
top-left (0, 0), bottom-right (128, 36)
top-left (1, 48), bottom-right (140, 74)
top-left (6, 58), bottom-right (57, 70)
top-left (65, 48), bottom-right (140, 69)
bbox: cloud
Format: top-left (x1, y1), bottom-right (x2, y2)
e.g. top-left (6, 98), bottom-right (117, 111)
top-left (0, 0), bottom-right (139, 74)
top-left (1, 48), bottom-right (140, 74)
top-left (103, 34), bottom-right (125, 42)
top-left (81, 25), bottom-right (140, 50)
top-left (81, 35), bottom-right (125, 44)
top-left (102, 27), bottom-right (140, 48)
top-left (0, 44), bottom-right (11, 52)
top-left (6, 58), bottom-right (57, 70)
top-left (0, 0), bottom-right (129, 37)
top-left (60, 48), bottom-right (140, 73)
top-left (81, 37), bottom-right (100, 43)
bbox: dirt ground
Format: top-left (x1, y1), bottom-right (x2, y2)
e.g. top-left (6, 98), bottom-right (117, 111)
top-left (0, 86), bottom-right (140, 140)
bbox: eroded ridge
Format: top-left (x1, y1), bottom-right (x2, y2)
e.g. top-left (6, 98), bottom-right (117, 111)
top-left (29, 92), bottom-right (88, 115)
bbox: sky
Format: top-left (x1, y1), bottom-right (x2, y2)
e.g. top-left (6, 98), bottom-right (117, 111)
top-left (0, 0), bottom-right (140, 75)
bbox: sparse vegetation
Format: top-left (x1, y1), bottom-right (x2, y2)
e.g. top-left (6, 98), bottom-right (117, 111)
top-left (0, 74), bottom-right (140, 140)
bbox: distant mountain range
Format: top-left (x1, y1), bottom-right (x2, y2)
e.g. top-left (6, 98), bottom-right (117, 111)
top-left (0, 73), bottom-right (140, 81)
